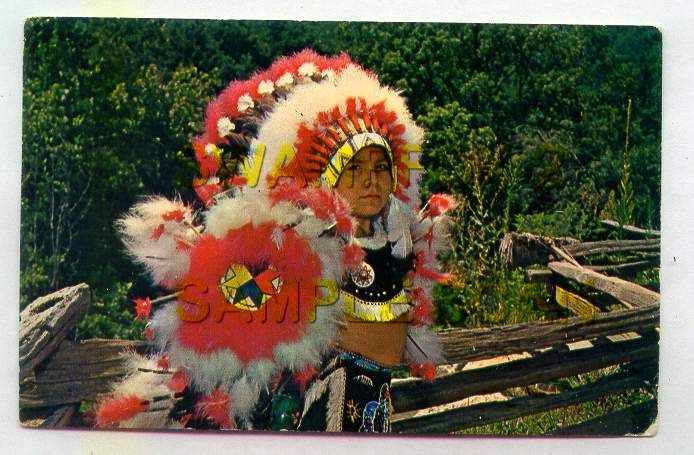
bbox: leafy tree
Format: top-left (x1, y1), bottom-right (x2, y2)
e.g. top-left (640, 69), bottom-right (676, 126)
top-left (22, 19), bottom-right (221, 313)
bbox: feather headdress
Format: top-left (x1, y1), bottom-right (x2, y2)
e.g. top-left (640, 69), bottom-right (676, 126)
top-left (191, 49), bottom-right (424, 208)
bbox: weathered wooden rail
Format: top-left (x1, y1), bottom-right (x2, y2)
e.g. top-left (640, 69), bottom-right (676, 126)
top-left (20, 222), bottom-right (659, 433)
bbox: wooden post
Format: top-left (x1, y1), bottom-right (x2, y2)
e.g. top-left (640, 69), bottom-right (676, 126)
top-left (19, 283), bottom-right (91, 380)
top-left (20, 338), bottom-right (147, 409)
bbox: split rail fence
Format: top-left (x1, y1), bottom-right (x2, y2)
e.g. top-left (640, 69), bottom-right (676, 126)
top-left (19, 220), bottom-right (659, 434)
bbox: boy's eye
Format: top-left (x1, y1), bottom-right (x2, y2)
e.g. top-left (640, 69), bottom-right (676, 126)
top-left (375, 163), bottom-right (390, 172)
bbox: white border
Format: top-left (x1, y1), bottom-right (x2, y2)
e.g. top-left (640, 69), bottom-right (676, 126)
top-left (2, 1), bottom-right (693, 454)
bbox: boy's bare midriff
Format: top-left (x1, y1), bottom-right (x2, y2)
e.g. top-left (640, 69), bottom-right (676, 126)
top-left (336, 313), bottom-right (410, 366)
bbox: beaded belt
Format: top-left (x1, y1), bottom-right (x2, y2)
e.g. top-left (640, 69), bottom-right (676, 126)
top-left (333, 349), bottom-right (396, 373)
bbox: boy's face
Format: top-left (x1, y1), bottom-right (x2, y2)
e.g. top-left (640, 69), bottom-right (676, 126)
top-left (334, 146), bottom-right (393, 219)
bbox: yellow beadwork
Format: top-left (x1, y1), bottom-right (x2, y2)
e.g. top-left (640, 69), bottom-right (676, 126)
top-left (342, 290), bottom-right (410, 322)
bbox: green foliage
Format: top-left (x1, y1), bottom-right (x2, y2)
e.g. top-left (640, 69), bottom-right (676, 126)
top-left (514, 202), bottom-right (597, 240)
top-left (459, 387), bottom-right (655, 435)
top-left (615, 151), bottom-right (636, 226)
top-left (435, 269), bottom-right (548, 328)
top-left (22, 19), bottom-right (222, 314)
top-left (417, 102), bottom-right (548, 327)
top-left (602, 98), bottom-right (637, 228)
top-left (75, 282), bottom-right (145, 340)
top-left (633, 268), bottom-right (660, 291)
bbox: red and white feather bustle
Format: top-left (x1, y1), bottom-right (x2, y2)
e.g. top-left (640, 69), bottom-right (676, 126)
top-left (99, 188), bottom-right (352, 428)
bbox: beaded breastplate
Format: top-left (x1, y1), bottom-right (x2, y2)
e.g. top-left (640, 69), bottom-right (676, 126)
top-left (342, 244), bottom-right (413, 321)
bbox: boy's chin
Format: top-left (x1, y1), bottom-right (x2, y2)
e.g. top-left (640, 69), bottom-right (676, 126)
top-left (353, 206), bottom-right (384, 219)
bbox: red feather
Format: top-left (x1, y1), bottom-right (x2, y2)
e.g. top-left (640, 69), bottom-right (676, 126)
top-left (265, 55), bottom-right (294, 82)
top-left (192, 135), bottom-right (208, 160)
top-left (317, 111), bottom-right (332, 129)
top-left (343, 243), bottom-right (366, 271)
top-left (394, 188), bottom-right (411, 204)
top-left (194, 389), bottom-right (233, 429)
top-left (293, 365), bottom-right (319, 396)
top-left (134, 297), bottom-right (152, 320)
top-left (218, 79), bottom-right (254, 117)
top-left (266, 52), bottom-right (304, 81)
top-left (96, 395), bottom-right (149, 426)
top-left (150, 223), bottom-right (165, 241)
top-left (411, 287), bottom-right (433, 325)
top-left (389, 123), bottom-right (406, 138)
top-left (180, 413), bottom-right (192, 427)
top-left (415, 225), bottom-right (435, 251)
top-left (414, 252), bottom-right (453, 283)
top-left (333, 195), bottom-right (353, 234)
top-left (162, 209), bottom-right (185, 222)
top-left (168, 370), bottom-right (187, 393)
top-left (198, 154), bottom-right (221, 177)
top-left (203, 100), bottom-right (225, 144)
top-left (230, 175), bottom-right (248, 187)
top-left (303, 187), bottom-right (337, 221)
top-left (269, 184), bottom-right (354, 235)
top-left (177, 223), bottom-right (322, 362)
top-left (425, 194), bottom-right (457, 218)
top-left (193, 181), bottom-right (222, 207)
top-left (156, 354), bottom-right (170, 370)
top-left (249, 72), bottom-right (267, 98)
top-left (268, 180), bottom-right (304, 206)
top-left (294, 123), bottom-right (324, 183)
top-left (409, 363), bottom-right (437, 382)
top-left (175, 238), bottom-right (192, 252)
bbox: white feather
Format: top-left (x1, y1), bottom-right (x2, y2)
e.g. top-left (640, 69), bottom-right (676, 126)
top-left (269, 201), bottom-right (303, 227)
top-left (106, 352), bottom-right (178, 429)
top-left (149, 303), bottom-right (181, 350)
top-left (116, 196), bottom-right (195, 286)
top-left (405, 325), bottom-right (446, 365)
top-left (245, 359), bottom-right (278, 392)
top-left (312, 237), bottom-right (345, 283)
top-left (431, 215), bottom-right (454, 253)
top-left (230, 376), bottom-right (260, 422)
top-left (386, 195), bottom-right (414, 258)
top-left (270, 226), bottom-right (284, 249)
top-left (111, 352), bottom-right (172, 397)
top-left (204, 190), bottom-right (273, 237)
top-left (293, 215), bottom-right (331, 240)
top-left (166, 343), bottom-right (243, 394)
